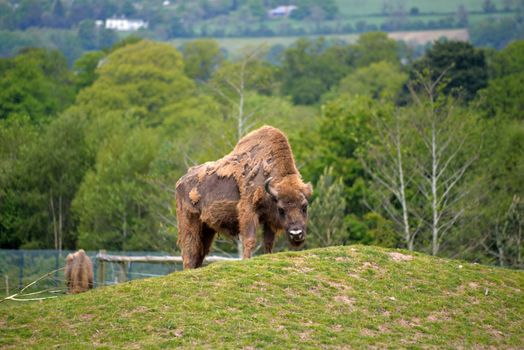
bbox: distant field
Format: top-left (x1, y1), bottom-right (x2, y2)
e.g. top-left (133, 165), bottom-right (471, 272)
top-left (190, 3), bottom-right (515, 39)
top-left (171, 29), bottom-right (469, 56)
top-left (335, 0), bottom-right (512, 16)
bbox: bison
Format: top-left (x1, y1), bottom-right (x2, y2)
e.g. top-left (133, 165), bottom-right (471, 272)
top-left (65, 249), bottom-right (94, 294)
top-left (175, 125), bottom-right (312, 269)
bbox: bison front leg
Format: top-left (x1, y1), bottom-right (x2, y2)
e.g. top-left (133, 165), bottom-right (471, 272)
top-left (263, 224), bottom-right (276, 254)
top-left (238, 205), bottom-right (259, 259)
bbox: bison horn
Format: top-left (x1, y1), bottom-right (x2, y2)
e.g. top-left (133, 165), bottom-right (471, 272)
top-left (264, 177), bottom-right (278, 200)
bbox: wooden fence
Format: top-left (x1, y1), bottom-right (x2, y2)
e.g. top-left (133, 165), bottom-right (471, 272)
top-left (96, 250), bottom-right (239, 286)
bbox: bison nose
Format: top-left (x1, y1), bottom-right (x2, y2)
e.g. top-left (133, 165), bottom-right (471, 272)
top-left (289, 229), bottom-right (304, 241)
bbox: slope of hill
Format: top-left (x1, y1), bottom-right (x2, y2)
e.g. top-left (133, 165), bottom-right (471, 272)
top-left (1, 245), bottom-right (522, 349)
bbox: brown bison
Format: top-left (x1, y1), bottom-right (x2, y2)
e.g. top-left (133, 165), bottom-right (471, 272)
top-left (65, 249), bottom-right (94, 294)
top-left (176, 125), bottom-right (312, 269)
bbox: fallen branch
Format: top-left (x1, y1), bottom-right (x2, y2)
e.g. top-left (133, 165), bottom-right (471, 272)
top-left (0, 268), bottom-right (64, 304)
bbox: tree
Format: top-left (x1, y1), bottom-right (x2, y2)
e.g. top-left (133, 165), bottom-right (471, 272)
top-left (331, 60), bottom-right (407, 102)
top-left (300, 95), bottom-right (394, 245)
top-left (73, 126), bottom-right (162, 251)
top-left (98, 28), bottom-right (118, 49)
top-left (456, 5), bottom-right (468, 27)
top-left (25, 111), bottom-right (91, 251)
top-left (78, 20), bottom-right (97, 50)
top-left (474, 119), bottom-right (524, 267)
top-left (414, 40), bottom-right (488, 101)
top-left (361, 110), bottom-right (419, 250)
top-left (73, 51), bottom-right (105, 91)
top-left (69, 40), bottom-right (222, 251)
top-left (168, 16), bottom-right (192, 38)
top-left (483, 0), bottom-right (497, 13)
top-left (14, 0), bottom-right (44, 29)
top-left (408, 72), bottom-right (480, 256)
top-left (209, 46), bottom-right (277, 140)
top-left (0, 48), bottom-right (75, 122)
top-left (279, 38), bottom-right (352, 104)
top-left (469, 16), bottom-right (524, 50)
top-left (0, 110), bottom-right (91, 250)
top-left (181, 39), bottom-right (225, 81)
top-left (75, 40), bottom-right (195, 128)
top-left (307, 167), bottom-right (348, 248)
top-left (480, 40), bottom-right (524, 120)
top-left (0, 115), bottom-right (38, 248)
top-left (351, 32), bottom-right (399, 68)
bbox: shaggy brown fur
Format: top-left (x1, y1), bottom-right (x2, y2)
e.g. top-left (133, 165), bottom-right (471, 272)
top-left (176, 125), bottom-right (312, 269)
top-left (65, 249), bottom-right (94, 294)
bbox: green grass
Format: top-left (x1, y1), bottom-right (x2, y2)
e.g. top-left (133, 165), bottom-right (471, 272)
top-left (1, 245), bottom-right (523, 349)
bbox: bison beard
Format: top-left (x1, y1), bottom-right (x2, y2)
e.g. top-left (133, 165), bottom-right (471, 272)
top-left (65, 249), bottom-right (94, 294)
top-left (176, 125), bottom-right (313, 269)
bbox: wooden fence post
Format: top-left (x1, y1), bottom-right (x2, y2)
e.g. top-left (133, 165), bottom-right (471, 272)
top-left (117, 262), bottom-right (127, 283)
top-left (98, 249), bottom-right (106, 287)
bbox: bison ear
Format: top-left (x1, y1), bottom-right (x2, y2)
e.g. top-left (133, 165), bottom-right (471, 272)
top-left (302, 182), bottom-right (313, 199)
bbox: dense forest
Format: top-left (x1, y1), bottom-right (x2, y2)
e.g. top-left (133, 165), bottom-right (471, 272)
top-left (0, 31), bottom-right (522, 267)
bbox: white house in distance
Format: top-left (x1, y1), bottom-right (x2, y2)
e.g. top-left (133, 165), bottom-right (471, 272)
top-left (105, 17), bottom-right (149, 31)
top-left (268, 5), bottom-right (297, 18)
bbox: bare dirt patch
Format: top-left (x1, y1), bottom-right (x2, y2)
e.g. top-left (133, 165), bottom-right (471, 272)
top-left (388, 252), bottom-right (414, 262)
top-left (360, 328), bottom-right (375, 337)
top-left (332, 324), bottom-right (343, 332)
top-left (321, 279), bottom-right (352, 291)
top-left (299, 330), bottom-right (312, 341)
top-left (334, 295), bottom-right (355, 306)
top-left (361, 262), bottom-right (381, 270)
top-left (335, 256), bottom-right (352, 262)
top-left (347, 272), bottom-right (361, 279)
top-left (426, 311), bottom-right (452, 322)
top-left (388, 29), bottom-right (469, 45)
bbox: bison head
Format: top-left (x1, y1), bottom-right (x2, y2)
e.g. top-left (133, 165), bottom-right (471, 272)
top-left (265, 175), bottom-right (313, 247)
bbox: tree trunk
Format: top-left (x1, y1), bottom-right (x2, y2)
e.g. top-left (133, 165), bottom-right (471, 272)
top-left (431, 124), bottom-right (440, 256)
top-left (49, 189), bottom-right (58, 251)
top-left (58, 194), bottom-right (63, 254)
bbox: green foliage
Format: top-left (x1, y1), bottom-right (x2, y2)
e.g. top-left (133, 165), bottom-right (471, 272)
top-left (306, 167), bottom-right (348, 248)
top-left (0, 111), bottom-right (91, 250)
top-left (310, 96), bottom-right (391, 212)
top-left (480, 40), bottom-right (524, 119)
top-left (472, 120), bottom-right (524, 266)
top-left (181, 39), bottom-right (225, 81)
top-left (329, 60), bottom-right (408, 101)
top-left (72, 50), bottom-right (105, 91)
top-left (75, 40), bottom-right (194, 126)
top-left (0, 48), bottom-right (75, 121)
top-left (74, 126), bottom-right (161, 251)
top-left (470, 15), bottom-right (524, 50)
top-left (0, 115), bottom-right (39, 248)
top-left (414, 40), bottom-right (488, 101)
top-left (279, 38), bottom-right (352, 104)
top-left (351, 32), bottom-right (400, 68)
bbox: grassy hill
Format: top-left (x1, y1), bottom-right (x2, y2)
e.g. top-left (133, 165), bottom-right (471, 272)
top-left (1, 245), bottom-right (522, 349)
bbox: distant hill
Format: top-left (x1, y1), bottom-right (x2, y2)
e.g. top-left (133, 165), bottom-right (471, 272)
top-left (1, 245), bottom-right (522, 348)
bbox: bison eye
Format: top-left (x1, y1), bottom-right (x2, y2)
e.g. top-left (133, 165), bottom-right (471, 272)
top-left (302, 205), bottom-right (308, 214)
top-left (278, 207), bottom-right (285, 217)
